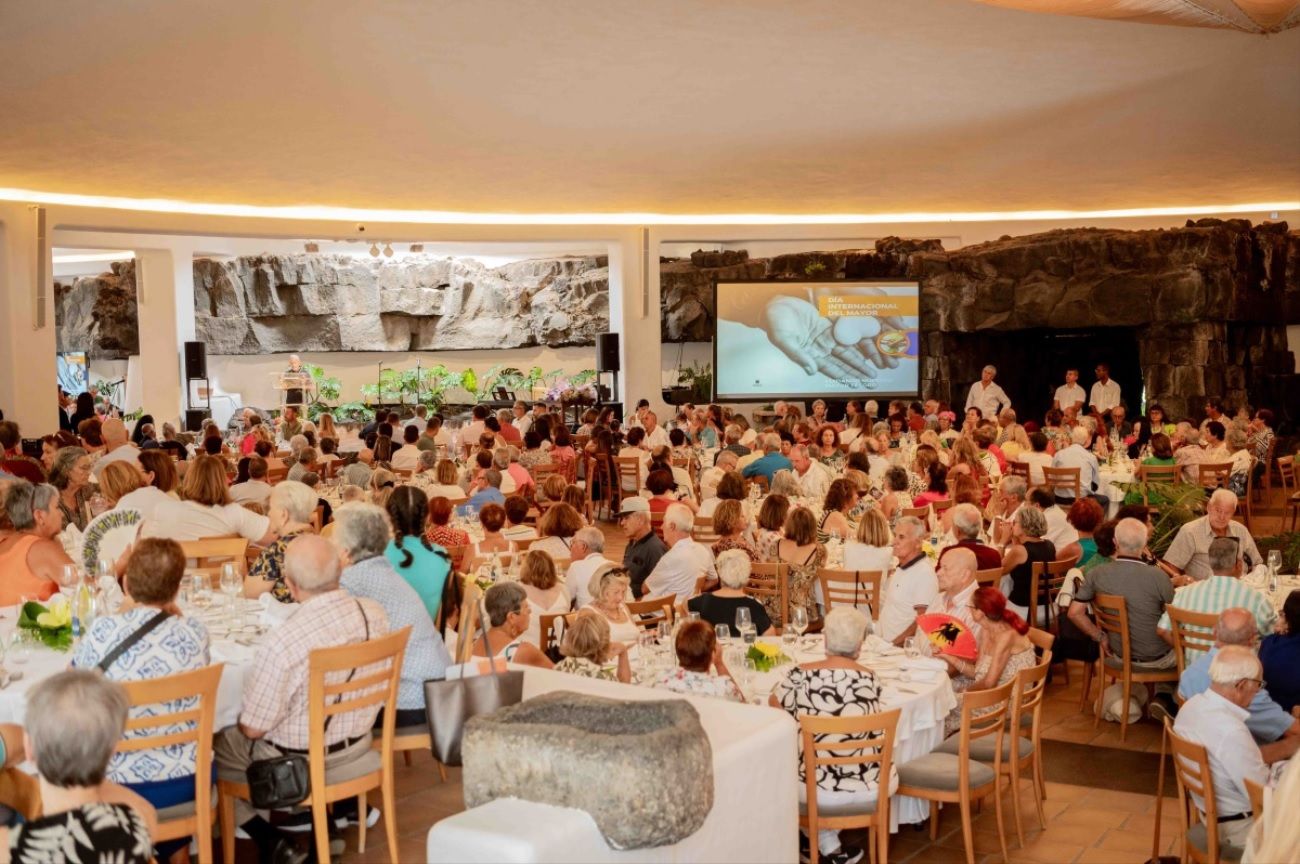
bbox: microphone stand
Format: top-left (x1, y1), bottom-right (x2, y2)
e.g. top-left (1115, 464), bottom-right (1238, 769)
top-left (415, 357), bottom-right (422, 412)
top-left (377, 362), bottom-right (386, 410)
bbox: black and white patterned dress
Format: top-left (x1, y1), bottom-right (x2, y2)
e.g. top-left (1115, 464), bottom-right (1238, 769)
top-left (9, 802), bottom-right (152, 864)
top-left (774, 666), bottom-right (884, 793)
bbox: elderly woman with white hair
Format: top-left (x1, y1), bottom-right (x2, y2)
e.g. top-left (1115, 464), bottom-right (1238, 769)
top-left (585, 565), bottom-right (641, 645)
top-left (687, 549), bottom-right (774, 635)
top-left (245, 480), bottom-right (319, 602)
top-left (335, 502), bottom-right (452, 727)
top-left (555, 610), bottom-right (631, 683)
top-left (770, 607), bottom-right (896, 864)
top-left (1224, 426), bottom-right (1253, 497)
top-left (997, 505), bottom-right (1056, 623)
top-left (5, 670), bottom-right (156, 862)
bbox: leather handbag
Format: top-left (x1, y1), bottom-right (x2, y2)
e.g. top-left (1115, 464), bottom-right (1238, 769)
top-left (424, 600), bottom-right (525, 766)
top-left (246, 600), bottom-right (369, 810)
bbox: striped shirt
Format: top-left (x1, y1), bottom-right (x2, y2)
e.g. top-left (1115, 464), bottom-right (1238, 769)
top-left (1156, 576), bottom-right (1276, 659)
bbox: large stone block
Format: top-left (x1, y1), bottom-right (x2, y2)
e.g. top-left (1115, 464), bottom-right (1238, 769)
top-left (462, 691), bottom-right (713, 850)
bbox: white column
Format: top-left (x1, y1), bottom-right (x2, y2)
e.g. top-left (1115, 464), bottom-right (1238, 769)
top-left (0, 203), bottom-right (58, 431)
top-left (607, 227), bottom-right (664, 416)
top-left (133, 244), bottom-right (196, 426)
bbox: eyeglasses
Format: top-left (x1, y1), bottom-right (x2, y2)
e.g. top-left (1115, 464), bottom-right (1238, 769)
top-left (1239, 678), bottom-right (1264, 688)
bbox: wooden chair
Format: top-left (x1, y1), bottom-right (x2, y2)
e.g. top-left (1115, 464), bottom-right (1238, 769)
top-left (453, 580), bottom-right (485, 665)
top-left (532, 463), bottom-right (562, 490)
top-left (798, 708), bottom-right (901, 864)
top-left (691, 516), bottom-right (721, 545)
top-left (1090, 593), bottom-right (1180, 741)
top-left (938, 656), bottom-right (1051, 848)
top-left (584, 456), bottom-right (615, 522)
top-left (816, 569), bottom-right (882, 619)
top-left (614, 456), bottom-right (643, 497)
top-left (120, 664), bottom-right (224, 864)
top-left (746, 562), bottom-right (790, 631)
top-left (179, 538), bottom-right (249, 579)
top-left (897, 680), bottom-right (1014, 864)
top-left (1027, 559), bottom-right (1075, 632)
top-left (1196, 462), bottom-right (1233, 490)
top-left (1004, 461), bottom-right (1030, 482)
top-left (1041, 466), bottom-right (1081, 501)
top-left (1279, 455), bottom-right (1299, 531)
top-left (931, 499), bottom-right (954, 518)
top-left (901, 506), bottom-right (931, 529)
top-left (1166, 720), bottom-right (1241, 864)
top-left (539, 612), bottom-right (567, 654)
top-left (1243, 778), bottom-right (1265, 823)
top-left (1137, 464), bottom-right (1179, 508)
top-left (1167, 606), bottom-right (1218, 684)
top-left (218, 627), bottom-right (410, 864)
top-left (974, 567), bottom-right (1003, 587)
top-left (266, 466), bottom-right (289, 485)
top-left (626, 595), bottom-right (676, 631)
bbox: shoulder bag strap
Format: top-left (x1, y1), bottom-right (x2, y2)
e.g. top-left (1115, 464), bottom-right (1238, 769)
top-left (97, 609), bottom-right (171, 673)
top-left (324, 600), bottom-right (371, 735)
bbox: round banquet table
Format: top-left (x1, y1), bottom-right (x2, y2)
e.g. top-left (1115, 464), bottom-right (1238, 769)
top-left (1097, 464), bottom-right (1135, 519)
top-left (0, 599), bottom-right (264, 729)
top-left (726, 635), bottom-right (957, 831)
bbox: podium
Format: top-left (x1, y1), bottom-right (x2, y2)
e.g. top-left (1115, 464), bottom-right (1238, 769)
top-left (270, 371), bottom-right (313, 409)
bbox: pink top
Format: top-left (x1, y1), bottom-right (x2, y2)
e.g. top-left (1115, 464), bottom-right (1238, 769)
top-left (912, 490), bottom-right (950, 508)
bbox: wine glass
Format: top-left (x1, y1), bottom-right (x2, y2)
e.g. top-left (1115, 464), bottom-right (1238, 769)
top-left (1267, 550), bottom-right (1283, 576)
top-left (221, 563), bottom-right (244, 622)
top-left (190, 574), bottom-right (213, 611)
top-left (790, 607), bottom-right (810, 639)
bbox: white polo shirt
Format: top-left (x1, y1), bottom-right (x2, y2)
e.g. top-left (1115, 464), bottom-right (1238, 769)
top-left (1173, 689), bottom-right (1267, 819)
top-left (1053, 383), bottom-right (1086, 411)
top-left (1089, 379), bottom-right (1122, 413)
top-left (880, 555), bottom-right (939, 643)
top-left (645, 537), bottom-right (717, 604)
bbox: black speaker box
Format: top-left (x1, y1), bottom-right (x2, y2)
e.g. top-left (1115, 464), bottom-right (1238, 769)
top-left (183, 341), bottom-right (207, 380)
top-left (597, 332), bottom-right (620, 372)
top-left (184, 409), bottom-right (210, 432)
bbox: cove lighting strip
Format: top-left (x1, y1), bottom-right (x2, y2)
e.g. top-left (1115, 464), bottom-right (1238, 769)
top-left (53, 251), bottom-right (136, 264)
top-left (0, 187), bottom-right (1295, 226)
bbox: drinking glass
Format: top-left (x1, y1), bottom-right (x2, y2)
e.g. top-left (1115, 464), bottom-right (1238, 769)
top-left (790, 607), bottom-right (810, 639)
top-left (734, 607), bottom-right (752, 633)
top-left (904, 634), bottom-right (921, 659)
top-left (178, 575), bottom-right (194, 608)
top-left (715, 624), bottom-right (731, 645)
top-left (656, 620), bottom-right (672, 646)
top-left (1267, 550), bottom-right (1283, 576)
top-left (8, 629), bottom-right (33, 665)
top-left (191, 574), bottom-right (213, 611)
top-left (221, 563), bottom-right (244, 621)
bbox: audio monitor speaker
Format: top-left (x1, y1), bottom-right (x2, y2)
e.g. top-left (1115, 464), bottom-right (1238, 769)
top-left (183, 341), bottom-right (207, 380)
top-left (597, 333), bottom-right (620, 373)
top-left (184, 409), bottom-right (210, 432)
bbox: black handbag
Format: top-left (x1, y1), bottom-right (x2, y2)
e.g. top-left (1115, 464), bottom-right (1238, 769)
top-left (246, 600), bottom-right (369, 810)
top-left (423, 600), bottom-right (525, 766)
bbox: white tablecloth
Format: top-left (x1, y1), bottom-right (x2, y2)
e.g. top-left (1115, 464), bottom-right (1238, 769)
top-left (0, 601), bottom-right (260, 729)
top-left (426, 666), bottom-right (799, 864)
top-left (746, 636), bottom-right (957, 830)
top-left (1098, 465), bottom-right (1134, 518)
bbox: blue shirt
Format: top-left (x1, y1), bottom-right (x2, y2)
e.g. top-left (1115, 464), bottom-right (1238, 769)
top-left (1259, 632), bottom-right (1300, 715)
top-left (384, 538), bottom-right (451, 622)
top-left (741, 452), bottom-right (792, 484)
top-left (341, 556), bottom-right (452, 710)
top-left (456, 487), bottom-right (504, 517)
top-left (1050, 444), bottom-right (1101, 499)
top-left (1178, 645), bottom-right (1294, 742)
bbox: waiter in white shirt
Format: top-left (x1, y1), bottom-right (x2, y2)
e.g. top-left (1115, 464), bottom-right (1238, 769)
top-left (964, 365), bottom-right (1011, 423)
top-left (1053, 369), bottom-right (1086, 414)
top-left (1089, 364), bottom-right (1122, 414)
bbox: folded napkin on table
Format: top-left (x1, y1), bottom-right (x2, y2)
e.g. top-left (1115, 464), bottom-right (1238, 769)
top-left (257, 593), bottom-right (295, 627)
top-left (864, 635), bottom-right (903, 656)
top-left (210, 640), bottom-right (256, 664)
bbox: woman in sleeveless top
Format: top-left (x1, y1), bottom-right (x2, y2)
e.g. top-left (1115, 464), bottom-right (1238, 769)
top-left (998, 506), bottom-right (1057, 624)
top-left (942, 587), bottom-right (1037, 736)
top-left (585, 567), bottom-right (641, 645)
top-left (469, 583), bottom-right (553, 669)
top-left (0, 481), bottom-right (71, 604)
top-left (817, 479), bottom-right (857, 544)
top-left (773, 507), bottom-right (827, 628)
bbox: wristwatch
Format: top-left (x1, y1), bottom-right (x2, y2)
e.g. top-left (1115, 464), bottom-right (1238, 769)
top-left (1092, 631), bottom-right (1105, 643)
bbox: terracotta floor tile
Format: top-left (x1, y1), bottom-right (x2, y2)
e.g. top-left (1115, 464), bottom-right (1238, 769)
top-left (1096, 826), bottom-right (1159, 854)
top-left (1076, 788), bottom-right (1158, 814)
top-left (1003, 835), bottom-right (1086, 863)
top-left (1051, 806), bottom-right (1136, 829)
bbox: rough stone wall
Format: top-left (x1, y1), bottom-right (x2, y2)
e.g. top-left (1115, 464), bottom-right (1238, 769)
top-left (192, 253), bottom-right (609, 353)
top-left (54, 261), bottom-right (140, 359)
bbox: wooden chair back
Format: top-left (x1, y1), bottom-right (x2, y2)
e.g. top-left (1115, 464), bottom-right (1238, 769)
top-left (120, 664), bottom-right (224, 858)
top-left (1166, 720), bottom-right (1224, 864)
top-left (626, 595), bottom-right (676, 631)
top-left (1041, 466), bottom-right (1081, 500)
top-left (974, 567), bottom-right (1003, 587)
top-left (746, 562), bottom-right (790, 630)
top-left (1005, 461), bottom-right (1030, 481)
top-left (539, 612), bottom-right (566, 654)
top-left (267, 466), bottom-right (289, 485)
top-left (1012, 659), bottom-right (1051, 742)
top-left (532, 463), bottom-right (562, 488)
top-left (1026, 627), bottom-right (1056, 658)
top-left (1277, 454), bottom-right (1296, 496)
top-left (1167, 606), bottom-right (1218, 679)
top-left (1092, 592), bottom-right (1132, 663)
top-left (584, 456), bottom-right (614, 520)
top-left (799, 708), bottom-right (901, 864)
top-left (954, 679), bottom-right (1015, 782)
top-left (1196, 462), bottom-right (1233, 489)
top-left (614, 456), bottom-right (643, 493)
top-left (691, 515), bottom-right (721, 545)
top-left (179, 538), bottom-right (249, 573)
top-left (816, 569), bottom-right (883, 619)
top-left (931, 499), bottom-right (954, 517)
top-left (1243, 778), bottom-right (1265, 823)
top-left (901, 506), bottom-right (931, 528)
top-left (454, 580), bottom-right (484, 664)
top-left (1028, 559), bottom-right (1075, 630)
top-left (745, 473), bottom-right (770, 497)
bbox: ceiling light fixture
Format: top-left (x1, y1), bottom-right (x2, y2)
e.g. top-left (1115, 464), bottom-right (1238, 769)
top-left (0, 188), bottom-right (1294, 227)
top-left (368, 243), bottom-right (380, 257)
top-left (383, 243), bottom-right (394, 257)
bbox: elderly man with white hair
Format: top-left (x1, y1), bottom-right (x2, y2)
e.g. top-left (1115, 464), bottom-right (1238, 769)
top-left (335, 503), bottom-right (451, 729)
top-left (881, 516), bottom-right (940, 646)
top-left (928, 547), bottom-right (983, 664)
top-left (964, 364), bottom-right (1011, 422)
top-left (215, 534), bottom-right (390, 848)
top-left (699, 449), bottom-right (738, 502)
top-left (1069, 517), bottom-right (1174, 666)
top-left (1163, 488), bottom-right (1261, 581)
top-left (91, 417), bottom-right (141, 481)
top-left (1049, 424), bottom-right (1107, 509)
top-left (741, 432), bottom-right (793, 484)
top-left (789, 443), bottom-right (831, 501)
top-left (644, 503), bottom-right (717, 604)
top-left (937, 502), bottom-right (1002, 570)
top-left (1174, 646), bottom-right (1280, 856)
top-left (1171, 608), bottom-right (1300, 759)
top-left (715, 423), bottom-right (751, 464)
top-left (567, 526), bottom-right (615, 609)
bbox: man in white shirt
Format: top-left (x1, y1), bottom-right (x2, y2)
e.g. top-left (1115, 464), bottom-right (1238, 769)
top-left (645, 504), bottom-right (716, 603)
top-left (389, 426), bottom-right (422, 472)
top-left (511, 401), bottom-right (533, 436)
top-left (1050, 426), bottom-right (1106, 509)
top-left (1053, 369), bottom-right (1086, 414)
top-left (460, 405), bottom-right (489, 448)
top-left (789, 444), bottom-right (831, 501)
top-left (617, 427), bottom-right (652, 492)
top-left (91, 418), bottom-right (141, 480)
top-left (927, 547), bottom-right (982, 686)
top-left (1164, 489), bottom-right (1262, 580)
top-left (1088, 364), bottom-right (1122, 415)
top-left (566, 527), bottom-right (614, 609)
top-left (964, 365), bottom-right (1011, 422)
top-left (1173, 646), bottom-right (1277, 853)
top-left (881, 516), bottom-right (940, 645)
top-left (642, 410), bottom-right (670, 451)
top-left (229, 456), bottom-right (273, 509)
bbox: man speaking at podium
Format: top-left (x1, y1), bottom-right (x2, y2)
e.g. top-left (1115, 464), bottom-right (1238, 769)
top-left (282, 354), bottom-right (311, 408)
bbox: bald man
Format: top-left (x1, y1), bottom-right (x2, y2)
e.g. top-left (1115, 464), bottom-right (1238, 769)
top-left (91, 417), bottom-right (141, 481)
top-left (924, 547), bottom-right (982, 681)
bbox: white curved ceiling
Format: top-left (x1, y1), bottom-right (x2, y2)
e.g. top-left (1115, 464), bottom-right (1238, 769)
top-left (1, 0), bottom-right (1297, 216)
top-left (976, 1), bottom-right (1300, 33)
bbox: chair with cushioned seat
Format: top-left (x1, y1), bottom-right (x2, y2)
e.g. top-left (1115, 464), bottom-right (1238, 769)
top-left (896, 679), bottom-right (1014, 864)
top-left (217, 627), bottom-right (410, 864)
top-left (120, 663), bottom-right (224, 864)
top-left (1166, 720), bottom-right (1246, 864)
top-left (798, 708), bottom-right (900, 864)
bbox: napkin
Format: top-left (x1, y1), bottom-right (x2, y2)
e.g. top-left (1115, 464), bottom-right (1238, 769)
top-left (211, 640), bottom-right (256, 664)
top-left (257, 593), bottom-right (295, 627)
top-left (898, 656), bottom-right (949, 682)
top-left (864, 635), bottom-right (903, 656)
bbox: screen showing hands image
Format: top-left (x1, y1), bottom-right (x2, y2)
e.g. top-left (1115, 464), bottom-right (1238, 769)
top-left (714, 280), bottom-right (920, 400)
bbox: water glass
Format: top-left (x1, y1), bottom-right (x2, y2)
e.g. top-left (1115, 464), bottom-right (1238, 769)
top-left (8, 629), bottom-right (33, 665)
top-left (790, 606), bottom-right (810, 639)
top-left (1267, 550), bottom-right (1283, 576)
top-left (191, 574), bottom-right (214, 611)
top-left (221, 563), bottom-right (244, 620)
top-left (715, 624), bottom-right (731, 645)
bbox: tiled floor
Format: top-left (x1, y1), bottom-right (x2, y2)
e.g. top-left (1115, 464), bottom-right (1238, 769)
top-left (329, 489), bottom-right (1293, 863)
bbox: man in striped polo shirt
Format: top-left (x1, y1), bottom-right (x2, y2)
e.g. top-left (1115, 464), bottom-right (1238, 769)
top-left (1156, 536), bottom-right (1276, 655)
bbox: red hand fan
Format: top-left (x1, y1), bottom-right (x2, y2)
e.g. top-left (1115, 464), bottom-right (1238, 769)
top-left (915, 613), bottom-right (978, 661)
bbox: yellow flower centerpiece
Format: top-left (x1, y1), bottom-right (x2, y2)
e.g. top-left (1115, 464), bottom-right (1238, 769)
top-left (746, 641), bottom-right (791, 673)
